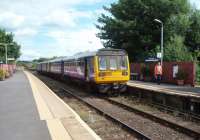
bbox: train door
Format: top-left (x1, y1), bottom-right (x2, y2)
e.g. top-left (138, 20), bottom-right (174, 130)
top-left (85, 57), bottom-right (94, 81)
top-left (85, 58), bottom-right (89, 81)
top-left (61, 61), bottom-right (64, 75)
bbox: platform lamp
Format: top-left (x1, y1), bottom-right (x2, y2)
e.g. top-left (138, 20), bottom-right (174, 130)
top-left (0, 43), bottom-right (15, 64)
top-left (154, 19), bottom-right (164, 66)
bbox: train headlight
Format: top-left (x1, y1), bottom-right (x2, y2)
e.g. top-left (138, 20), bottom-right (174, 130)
top-left (122, 71), bottom-right (128, 76)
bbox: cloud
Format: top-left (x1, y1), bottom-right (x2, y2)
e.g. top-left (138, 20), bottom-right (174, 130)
top-left (18, 27), bottom-right (104, 61)
top-left (20, 48), bottom-right (41, 60)
top-left (0, 0), bottom-right (114, 60)
top-left (0, 12), bottom-right (24, 29)
top-left (14, 28), bottom-right (38, 37)
top-left (44, 9), bottom-right (76, 27)
top-left (46, 28), bottom-right (103, 55)
top-left (190, 0), bottom-right (200, 9)
top-left (0, 0), bottom-right (103, 13)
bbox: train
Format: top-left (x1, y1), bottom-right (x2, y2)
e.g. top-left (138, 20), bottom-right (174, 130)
top-left (36, 48), bottom-right (130, 93)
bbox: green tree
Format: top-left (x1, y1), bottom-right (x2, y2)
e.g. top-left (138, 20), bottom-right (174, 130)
top-left (97, 0), bottom-right (195, 61)
top-left (164, 35), bottom-right (193, 61)
top-left (165, 14), bottom-right (191, 38)
top-left (185, 10), bottom-right (200, 54)
top-left (0, 29), bottom-right (21, 63)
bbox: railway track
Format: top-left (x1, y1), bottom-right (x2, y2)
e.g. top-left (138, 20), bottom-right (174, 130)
top-left (59, 87), bottom-right (197, 140)
top-left (128, 87), bottom-right (200, 121)
top-left (103, 97), bottom-right (200, 139)
top-left (62, 88), bottom-right (151, 140)
top-left (35, 73), bottom-right (199, 140)
top-left (149, 102), bottom-right (200, 122)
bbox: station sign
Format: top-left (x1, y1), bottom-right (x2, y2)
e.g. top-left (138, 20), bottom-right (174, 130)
top-left (145, 57), bottom-right (159, 62)
top-left (157, 52), bottom-right (162, 58)
top-left (7, 58), bottom-right (15, 61)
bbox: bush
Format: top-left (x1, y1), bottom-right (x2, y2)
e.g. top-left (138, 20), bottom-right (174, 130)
top-left (0, 69), bottom-right (6, 81)
top-left (5, 71), bottom-right (10, 78)
top-left (176, 69), bottom-right (188, 80)
top-left (142, 66), bottom-right (150, 77)
top-left (196, 63), bottom-right (200, 84)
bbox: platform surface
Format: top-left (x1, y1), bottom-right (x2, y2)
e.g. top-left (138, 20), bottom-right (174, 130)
top-left (0, 71), bottom-right (101, 140)
top-left (128, 80), bottom-right (200, 98)
top-left (0, 71), bottom-right (51, 140)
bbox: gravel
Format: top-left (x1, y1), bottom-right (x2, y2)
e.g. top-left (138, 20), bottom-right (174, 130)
top-left (35, 73), bottom-right (137, 140)
top-left (35, 73), bottom-right (194, 140)
top-left (110, 95), bottom-right (200, 133)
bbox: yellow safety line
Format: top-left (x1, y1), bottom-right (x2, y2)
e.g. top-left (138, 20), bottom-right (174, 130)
top-left (25, 71), bottom-right (53, 120)
top-left (25, 71), bottom-right (102, 140)
top-left (38, 77), bottom-right (102, 140)
top-left (46, 119), bottom-right (72, 140)
top-left (24, 71), bottom-right (73, 140)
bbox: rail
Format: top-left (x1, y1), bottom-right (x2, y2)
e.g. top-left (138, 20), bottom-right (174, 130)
top-left (103, 97), bottom-right (200, 140)
top-left (62, 88), bottom-right (151, 140)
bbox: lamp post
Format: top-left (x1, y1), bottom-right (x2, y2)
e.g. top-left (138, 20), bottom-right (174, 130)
top-left (154, 19), bottom-right (164, 66)
top-left (0, 43), bottom-right (14, 64)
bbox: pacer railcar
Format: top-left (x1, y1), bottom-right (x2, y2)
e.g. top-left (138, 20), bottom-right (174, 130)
top-left (37, 48), bottom-right (130, 93)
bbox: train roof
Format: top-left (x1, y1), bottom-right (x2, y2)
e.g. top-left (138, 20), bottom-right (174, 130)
top-left (63, 48), bottom-right (127, 60)
top-left (63, 51), bottom-right (96, 61)
top-left (38, 48), bottom-right (127, 64)
top-left (38, 57), bottom-right (64, 64)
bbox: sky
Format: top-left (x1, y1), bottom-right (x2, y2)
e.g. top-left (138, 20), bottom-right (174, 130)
top-left (0, 0), bottom-right (199, 61)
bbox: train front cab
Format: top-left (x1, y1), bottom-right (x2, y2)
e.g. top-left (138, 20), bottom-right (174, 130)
top-left (93, 53), bottom-right (130, 93)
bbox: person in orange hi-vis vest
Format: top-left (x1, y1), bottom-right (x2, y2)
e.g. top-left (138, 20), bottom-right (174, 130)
top-left (154, 62), bottom-right (162, 85)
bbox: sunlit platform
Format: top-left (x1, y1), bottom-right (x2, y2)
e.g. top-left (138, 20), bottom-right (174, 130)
top-left (128, 80), bottom-right (200, 98)
top-left (0, 71), bottom-right (101, 140)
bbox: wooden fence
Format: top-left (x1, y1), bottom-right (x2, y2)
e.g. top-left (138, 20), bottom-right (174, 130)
top-left (130, 62), bottom-right (196, 86)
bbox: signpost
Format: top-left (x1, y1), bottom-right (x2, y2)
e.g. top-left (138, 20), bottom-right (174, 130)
top-left (0, 43), bottom-right (14, 64)
top-left (154, 19), bottom-right (164, 66)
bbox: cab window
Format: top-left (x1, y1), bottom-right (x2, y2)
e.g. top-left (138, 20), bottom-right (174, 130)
top-left (109, 56), bottom-right (117, 70)
top-left (99, 56), bottom-right (107, 70)
top-left (119, 56), bottom-right (128, 70)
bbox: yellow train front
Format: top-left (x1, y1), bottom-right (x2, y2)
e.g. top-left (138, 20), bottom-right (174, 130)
top-left (92, 49), bottom-right (130, 93)
top-left (36, 48), bottom-right (130, 94)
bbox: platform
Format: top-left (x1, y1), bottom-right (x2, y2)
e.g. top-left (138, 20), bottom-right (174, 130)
top-left (128, 80), bottom-right (200, 99)
top-left (0, 71), bottom-right (101, 140)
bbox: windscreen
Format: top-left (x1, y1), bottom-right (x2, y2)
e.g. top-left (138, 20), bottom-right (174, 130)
top-left (119, 56), bottom-right (128, 70)
top-left (98, 55), bottom-right (128, 70)
top-left (99, 56), bottom-right (107, 70)
top-left (109, 56), bottom-right (117, 70)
